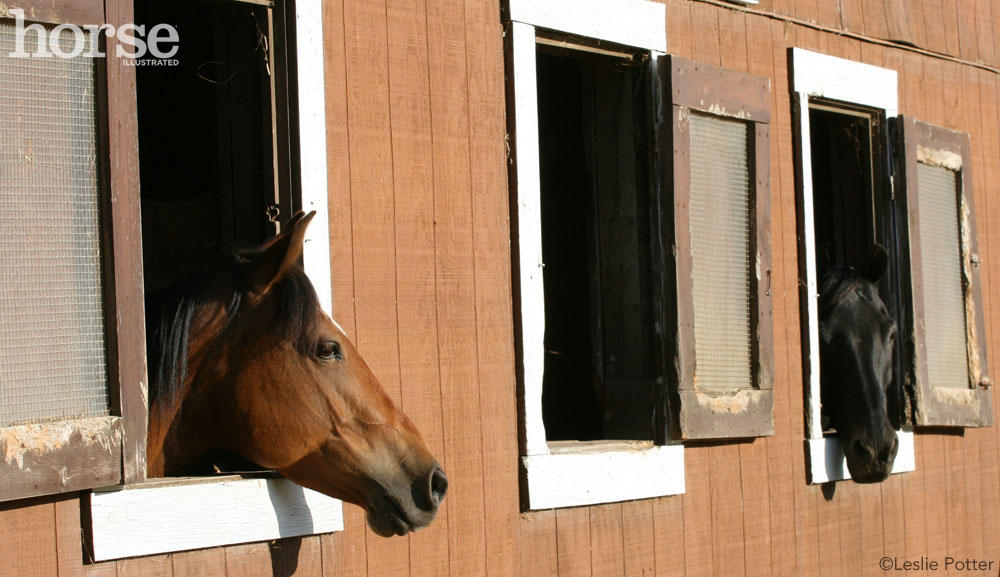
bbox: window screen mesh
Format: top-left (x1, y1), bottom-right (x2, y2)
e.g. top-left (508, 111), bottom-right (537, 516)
top-left (916, 162), bottom-right (969, 390)
top-left (0, 24), bottom-right (110, 427)
top-left (688, 112), bottom-right (753, 391)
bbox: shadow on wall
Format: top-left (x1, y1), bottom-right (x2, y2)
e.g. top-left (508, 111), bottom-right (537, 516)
top-left (266, 480), bottom-right (313, 577)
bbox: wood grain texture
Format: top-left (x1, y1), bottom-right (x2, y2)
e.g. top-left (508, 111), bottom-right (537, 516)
top-left (589, 504), bottom-right (624, 577)
top-left (384, 0), bottom-right (451, 575)
top-left (0, 0), bottom-right (102, 24)
top-left (621, 500), bottom-right (655, 577)
top-left (170, 548), bottom-right (227, 577)
top-left (321, 0), bottom-right (369, 573)
top-left (555, 507), bottom-right (592, 577)
top-left (0, 498), bottom-right (58, 577)
top-left (520, 511), bottom-right (558, 577)
top-left (465, 0), bottom-right (521, 574)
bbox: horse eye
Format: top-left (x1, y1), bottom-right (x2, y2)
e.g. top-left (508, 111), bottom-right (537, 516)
top-left (317, 340), bottom-right (343, 361)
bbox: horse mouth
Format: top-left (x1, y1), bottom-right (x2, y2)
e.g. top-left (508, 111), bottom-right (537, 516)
top-left (367, 494), bottom-right (416, 537)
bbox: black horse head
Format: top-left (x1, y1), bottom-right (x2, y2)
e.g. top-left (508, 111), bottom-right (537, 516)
top-left (818, 246), bottom-right (899, 483)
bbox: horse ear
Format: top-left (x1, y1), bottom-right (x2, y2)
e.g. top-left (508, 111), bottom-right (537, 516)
top-left (862, 244), bottom-right (889, 283)
top-left (246, 211), bottom-right (316, 293)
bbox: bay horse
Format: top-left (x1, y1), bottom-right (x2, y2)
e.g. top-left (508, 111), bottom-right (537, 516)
top-left (818, 247), bottom-right (899, 483)
top-left (145, 211), bottom-right (447, 536)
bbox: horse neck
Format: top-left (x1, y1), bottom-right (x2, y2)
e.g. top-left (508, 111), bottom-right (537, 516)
top-left (147, 283), bottom-right (238, 477)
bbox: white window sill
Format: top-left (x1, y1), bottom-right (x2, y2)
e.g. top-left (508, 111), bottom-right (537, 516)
top-left (805, 430), bottom-right (915, 484)
top-left (522, 441), bottom-right (685, 510)
top-left (88, 474), bottom-right (343, 561)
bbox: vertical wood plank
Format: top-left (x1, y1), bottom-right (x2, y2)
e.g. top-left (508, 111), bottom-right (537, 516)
top-left (520, 512), bottom-right (559, 577)
top-left (943, 434), bottom-right (968, 570)
top-left (682, 447), bottom-right (713, 577)
top-left (556, 507), bottom-right (593, 577)
top-left (0, 498), bottom-right (59, 577)
top-left (465, 0), bottom-right (521, 575)
top-left (268, 537), bottom-right (324, 577)
top-left (879, 475), bottom-right (907, 572)
top-left (840, 0), bottom-right (865, 33)
top-left (54, 496), bottom-right (116, 577)
top-left (224, 543), bottom-right (270, 577)
top-left (342, 0), bottom-right (410, 573)
top-left (589, 504), bottom-right (625, 577)
top-left (690, 2), bottom-right (721, 66)
top-left (747, 13), bottom-right (797, 577)
top-left (709, 444), bottom-right (746, 577)
top-left (816, 486), bottom-right (841, 577)
top-left (894, 47), bottom-right (930, 577)
top-left (424, 0), bottom-right (488, 575)
top-left (171, 549), bottom-right (227, 577)
top-left (652, 496), bottom-right (685, 577)
top-left (974, 69), bottom-right (1000, 573)
top-left (384, 0), bottom-right (451, 575)
top-left (782, 21), bottom-right (822, 577)
top-left (116, 555), bottom-right (173, 577)
top-left (956, 0), bottom-right (980, 62)
top-left (861, 0), bottom-right (889, 40)
top-left (321, 0), bottom-right (368, 572)
top-left (621, 500), bottom-right (655, 577)
top-left (740, 439), bottom-right (772, 577)
top-left (664, 0), bottom-right (694, 60)
top-left (835, 482), bottom-right (863, 577)
top-left (974, 0), bottom-right (996, 65)
top-left (920, 0), bottom-right (948, 54)
top-left (941, 0), bottom-right (962, 58)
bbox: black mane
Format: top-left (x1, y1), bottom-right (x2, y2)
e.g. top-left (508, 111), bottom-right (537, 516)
top-left (146, 254), bottom-right (321, 410)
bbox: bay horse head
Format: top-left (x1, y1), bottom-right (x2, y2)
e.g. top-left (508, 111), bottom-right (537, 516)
top-left (146, 211), bottom-right (447, 536)
top-left (818, 246), bottom-right (899, 483)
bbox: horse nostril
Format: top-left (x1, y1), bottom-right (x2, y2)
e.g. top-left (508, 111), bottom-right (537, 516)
top-left (430, 467), bottom-right (448, 507)
top-left (851, 439), bottom-right (873, 461)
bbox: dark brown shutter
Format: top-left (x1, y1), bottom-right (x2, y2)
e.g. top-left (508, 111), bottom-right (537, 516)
top-left (656, 55), bottom-right (774, 439)
top-left (896, 116), bottom-right (993, 427)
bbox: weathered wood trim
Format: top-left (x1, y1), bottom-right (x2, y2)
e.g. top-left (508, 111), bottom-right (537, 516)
top-left (0, 418), bottom-right (122, 502)
top-left (898, 116), bottom-right (993, 427)
top-left (669, 57), bottom-right (771, 123)
top-left (0, 0), bottom-right (103, 25)
top-left (293, 0), bottom-right (334, 317)
top-left (506, 0), bottom-right (666, 53)
top-left (790, 48), bottom-right (898, 116)
top-left (663, 55), bottom-right (774, 439)
top-left (104, 0), bottom-right (148, 485)
top-left (522, 443), bottom-right (684, 509)
top-left (88, 475), bottom-right (344, 561)
top-left (806, 431), bottom-right (916, 484)
top-left (754, 124), bottom-right (774, 394)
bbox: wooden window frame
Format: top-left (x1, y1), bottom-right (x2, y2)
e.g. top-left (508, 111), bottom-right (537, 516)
top-left (1, 0), bottom-right (345, 559)
top-left (506, 0), bottom-right (685, 511)
top-left (896, 116), bottom-right (993, 427)
top-left (658, 55), bottom-right (775, 441)
top-left (85, 0), bottom-right (345, 561)
top-left (790, 48), bottom-right (916, 484)
top-left (0, 0), bottom-right (146, 503)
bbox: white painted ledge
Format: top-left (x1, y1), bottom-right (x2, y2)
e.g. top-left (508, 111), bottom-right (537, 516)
top-left (508, 0), bottom-right (666, 53)
top-left (806, 431), bottom-right (915, 484)
top-left (523, 442), bottom-right (685, 509)
top-left (90, 476), bottom-right (344, 561)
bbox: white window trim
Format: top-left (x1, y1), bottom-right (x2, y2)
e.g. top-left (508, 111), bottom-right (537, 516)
top-left (791, 48), bottom-right (915, 484)
top-left (508, 0), bottom-right (666, 53)
top-left (509, 1), bottom-right (684, 510)
top-left (88, 0), bottom-right (344, 560)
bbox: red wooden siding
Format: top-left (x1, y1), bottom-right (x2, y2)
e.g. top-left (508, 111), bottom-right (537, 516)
top-left (0, 0), bottom-right (998, 575)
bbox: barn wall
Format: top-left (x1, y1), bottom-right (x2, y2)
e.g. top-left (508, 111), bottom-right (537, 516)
top-left (1, 1), bottom-right (999, 576)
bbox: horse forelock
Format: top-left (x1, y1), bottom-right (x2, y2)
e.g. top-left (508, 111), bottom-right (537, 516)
top-left (818, 267), bottom-right (864, 315)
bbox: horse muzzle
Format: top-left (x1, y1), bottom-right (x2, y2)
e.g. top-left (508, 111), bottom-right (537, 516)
top-left (367, 463), bottom-right (448, 537)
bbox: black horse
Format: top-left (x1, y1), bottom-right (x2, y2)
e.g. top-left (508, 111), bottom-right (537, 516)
top-left (818, 247), bottom-right (899, 483)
